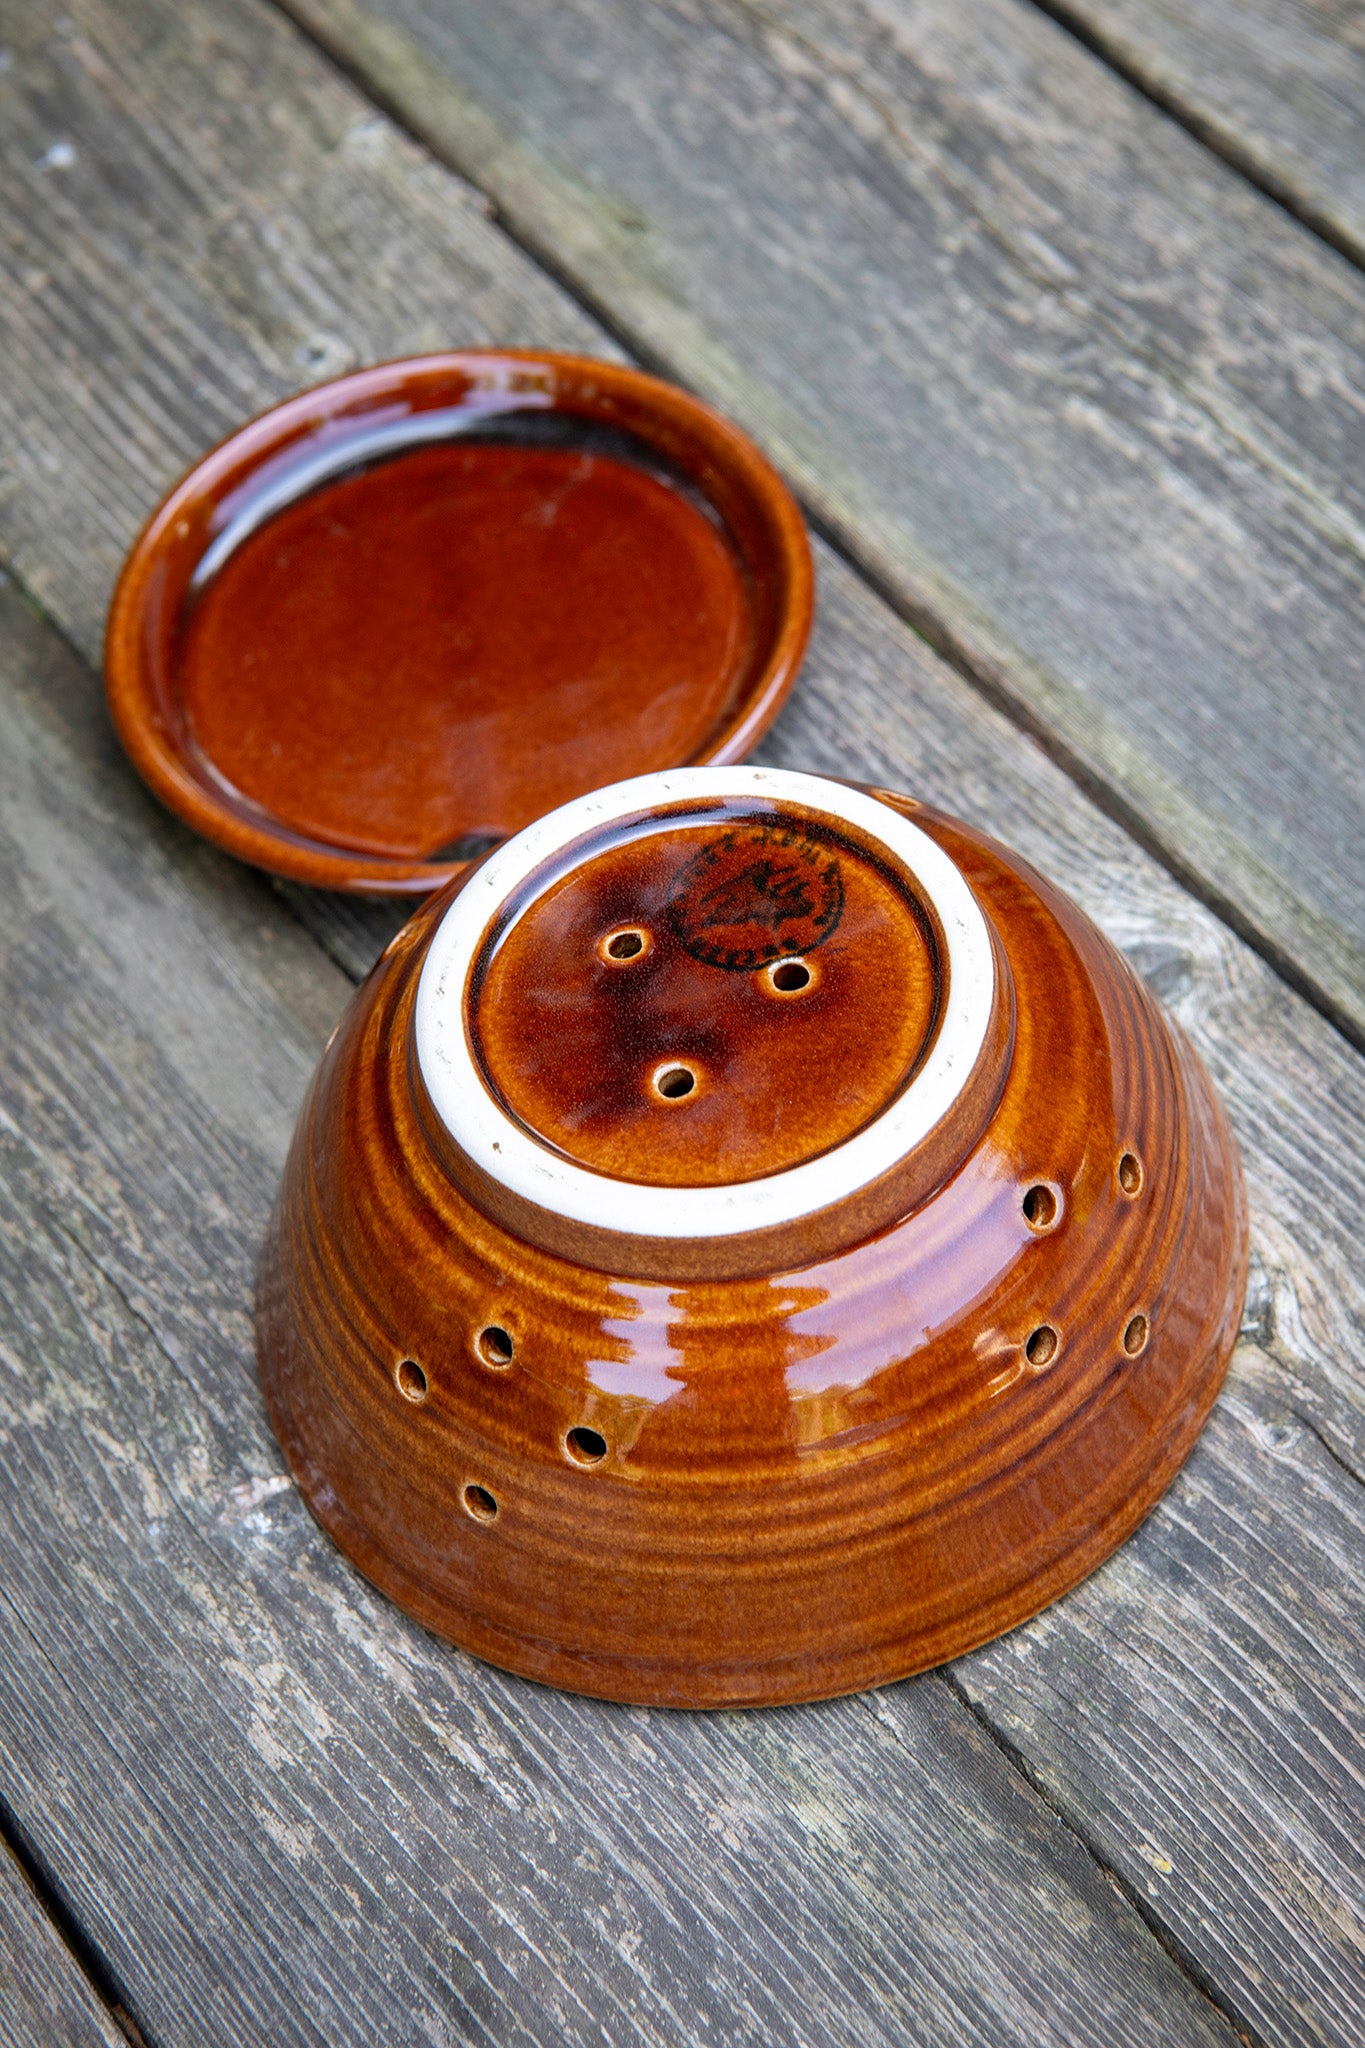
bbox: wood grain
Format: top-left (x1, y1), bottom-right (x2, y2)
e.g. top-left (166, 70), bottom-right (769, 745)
top-left (0, 575), bottom-right (1240, 2046)
top-left (0, 0), bottom-right (1361, 2039)
top-left (1043, 0), bottom-right (1365, 266)
top-left (2, 533), bottom-right (1364, 2043)
top-left (0, 1839), bottom-right (126, 2048)
top-left (771, 560), bottom-right (1365, 2048)
top-left (0, 0), bottom-right (612, 641)
top-left (272, 0), bottom-right (1365, 1041)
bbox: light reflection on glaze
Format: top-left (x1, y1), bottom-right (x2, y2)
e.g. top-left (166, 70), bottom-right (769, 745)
top-left (579, 1148), bottom-right (1035, 1457)
top-left (782, 1152), bottom-right (1029, 1401)
top-left (192, 399), bottom-right (544, 586)
top-left (587, 1291), bottom-right (677, 1403)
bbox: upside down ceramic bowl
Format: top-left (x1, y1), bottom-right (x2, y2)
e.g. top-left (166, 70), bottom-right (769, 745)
top-left (257, 766), bottom-right (1247, 1707)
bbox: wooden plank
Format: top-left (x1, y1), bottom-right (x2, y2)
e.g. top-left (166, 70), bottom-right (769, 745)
top-left (1043, 0), bottom-right (1365, 266)
top-left (0, 0), bottom-right (612, 645)
top-left (0, 0), bottom-right (1361, 2040)
top-left (775, 565), bottom-right (1365, 2048)
top-left (268, 0), bottom-right (1365, 1041)
top-left (6, 531), bottom-right (1362, 2048)
top-left (0, 575), bottom-right (1241, 2045)
top-left (0, 1837), bottom-right (127, 2048)
top-left (956, 1360), bottom-right (1365, 2048)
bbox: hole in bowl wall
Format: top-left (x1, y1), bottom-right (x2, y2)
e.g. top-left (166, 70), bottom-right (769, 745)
top-left (1124, 1313), bottom-right (1149, 1356)
top-left (601, 926), bottom-right (650, 963)
top-left (566, 1426), bottom-right (608, 1465)
top-left (1022, 1183), bottom-right (1059, 1231)
top-left (653, 1065), bottom-right (697, 1101)
top-left (1118, 1152), bottom-right (1144, 1196)
top-left (464, 1484), bottom-right (498, 1523)
top-left (1025, 1325), bottom-right (1059, 1370)
top-left (476, 1325), bottom-right (514, 1368)
top-left (396, 1359), bottom-right (427, 1402)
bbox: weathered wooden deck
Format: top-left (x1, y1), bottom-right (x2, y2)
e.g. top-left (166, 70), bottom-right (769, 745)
top-left (0, 2), bottom-right (1362, 2043)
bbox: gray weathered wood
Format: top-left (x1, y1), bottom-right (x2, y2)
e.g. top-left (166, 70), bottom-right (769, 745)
top-left (1044, 0), bottom-right (1365, 266)
top-left (0, 0), bottom-right (1362, 2040)
top-left (773, 560), bottom-right (1365, 2048)
top-left (273, 881), bottom-right (409, 986)
top-left (0, 1838), bottom-right (126, 2048)
top-left (0, 0), bottom-right (612, 640)
top-left (293, 551), bottom-right (1365, 2042)
top-left (957, 1357), bottom-right (1365, 2048)
top-left (0, 578), bottom-right (1245, 2047)
top-left (270, 0), bottom-right (1365, 1041)
top-left (0, 0), bottom-right (612, 986)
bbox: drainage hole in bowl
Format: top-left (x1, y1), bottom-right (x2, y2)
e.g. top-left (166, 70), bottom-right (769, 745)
top-left (653, 1064), bottom-right (696, 1101)
top-left (1025, 1324), bottom-right (1059, 1369)
top-left (566, 1425), bottom-right (608, 1466)
top-left (767, 959), bottom-right (812, 994)
top-left (1118, 1151), bottom-right (1144, 1196)
top-left (476, 1325), bottom-right (514, 1369)
top-left (1022, 1183), bottom-right (1059, 1230)
top-left (1123, 1313), bottom-right (1149, 1356)
top-left (464, 1483), bottom-right (498, 1523)
top-left (396, 1359), bottom-right (427, 1402)
top-left (602, 926), bottom-right (649, 963)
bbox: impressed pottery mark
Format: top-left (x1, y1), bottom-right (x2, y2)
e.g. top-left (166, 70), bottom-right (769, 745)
top-left (667, 823), bottom-right (844, 969)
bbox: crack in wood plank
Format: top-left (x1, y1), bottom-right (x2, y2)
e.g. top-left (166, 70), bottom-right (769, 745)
top-left (267, 0), bottom-right (1365, 1042)
top-left (1029, 0), bottom-right (1365, 273)
top-left (0, 529), bottom-right (1250, 2045)
top-left (0, 1806), bottom-right (138, 2048)
top-left (0, 1), bottom-right (1362, 2038)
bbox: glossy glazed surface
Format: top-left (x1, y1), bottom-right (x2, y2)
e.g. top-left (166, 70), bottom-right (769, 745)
top-left (472, 810), bottom-right (940, 1185)
top-left (257, 780), bottom-right (1248, 1707)
top-left (178, 444), bottom-right (753, 861)
top-left (105, 354), bottom-right (813, 891)
top-left (414, 769), bottom-right (1002, 1275)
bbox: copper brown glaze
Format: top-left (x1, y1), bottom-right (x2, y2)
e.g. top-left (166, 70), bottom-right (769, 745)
top-left (414, 781), bottom-right (1013, 1278)
top-left (471, 814), bottom-right (941, 1186)
top-left (257, 776), bottom-right (1247, 1708)
top-left (105, 354), bottom-right (812, 891)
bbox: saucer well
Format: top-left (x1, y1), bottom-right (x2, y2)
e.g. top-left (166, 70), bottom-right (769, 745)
top-left (105, 354), bottom-right (812, 892)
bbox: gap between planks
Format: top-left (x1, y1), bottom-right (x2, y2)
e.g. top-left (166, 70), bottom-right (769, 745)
top-left (268, 0), bottom-right (1365, 1065)
top-left (1027, 0), bottom-right (1365, 273)
top-left (0, 1762), bottom-right (146, 2048)
top-left (6, 515), bottom-right (1357, 2040)
top-left (0, 528), bottom-right (1276, 2048)
top-left (0, 556), bottom-right (1271, 2048)
top-left (0, 4), bottom-right (1358, 2031)
top-left (928, 1667), bottom-right (1266, 2048)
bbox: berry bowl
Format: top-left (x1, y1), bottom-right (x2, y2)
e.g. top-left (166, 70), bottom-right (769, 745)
top-left (257, 765), bottom-right (1247, 1707)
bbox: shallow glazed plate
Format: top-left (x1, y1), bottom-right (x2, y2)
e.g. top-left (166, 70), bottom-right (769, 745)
top-left (105, 353), bottom-right (812, 892)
